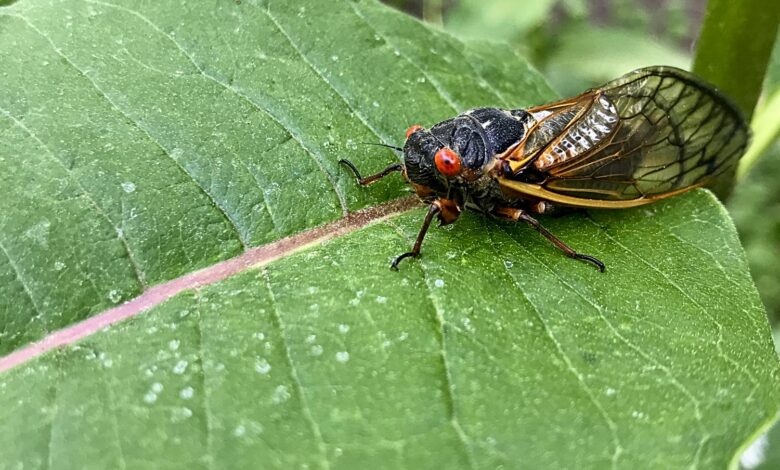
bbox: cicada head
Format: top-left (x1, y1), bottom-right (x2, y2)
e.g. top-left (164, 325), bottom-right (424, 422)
top-left (403, 108), bottom-right (528, 190)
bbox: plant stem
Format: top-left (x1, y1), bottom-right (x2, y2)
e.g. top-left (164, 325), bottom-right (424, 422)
top-left (692, 0), bottom-right (780, 121)
top-left (737, 88), bottom-right (780, 180)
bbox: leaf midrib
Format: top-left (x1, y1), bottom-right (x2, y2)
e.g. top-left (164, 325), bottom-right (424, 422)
top-left (0, 196), bottom-right (421, 374)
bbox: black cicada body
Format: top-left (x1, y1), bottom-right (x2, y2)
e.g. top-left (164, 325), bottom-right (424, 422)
top-left (340, 66), bottom-right (750, 271)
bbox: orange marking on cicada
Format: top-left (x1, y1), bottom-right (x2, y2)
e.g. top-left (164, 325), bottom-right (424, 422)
top-left (434, 147), bottom-right (462, 177)
top-left (405, 124), bottom-right (423, 139)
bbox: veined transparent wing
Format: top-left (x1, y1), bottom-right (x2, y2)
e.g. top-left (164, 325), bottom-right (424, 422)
top-left (501, 66), bottom-right (749, 207)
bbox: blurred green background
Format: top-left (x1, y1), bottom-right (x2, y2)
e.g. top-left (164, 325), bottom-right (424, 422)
top-left (384, 0), bottom-right (780, 330)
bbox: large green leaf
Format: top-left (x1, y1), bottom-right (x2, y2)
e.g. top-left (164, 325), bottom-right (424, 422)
top-left (0, 0), bottom-right (551, 354)
top-left (0, 0), bottom-right (778, 468)
top-left (2, 192), bottom-right (780, 469)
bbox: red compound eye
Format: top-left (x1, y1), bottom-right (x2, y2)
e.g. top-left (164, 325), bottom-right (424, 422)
top-left (405, 124), bottom-right (423, 139)
top-left (434, 147), bottom-right (462, 177)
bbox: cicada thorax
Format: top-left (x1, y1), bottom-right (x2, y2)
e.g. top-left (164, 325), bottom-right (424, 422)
top-left (402, 107), bottom-right (536, 210)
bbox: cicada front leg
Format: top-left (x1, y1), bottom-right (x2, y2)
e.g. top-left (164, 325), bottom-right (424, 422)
top-left (392, 199), bottom-right (461, 270)
top-left (494, 207), bottom-right (605, 272)
top-left (338, 159), bottom-right (404, 186)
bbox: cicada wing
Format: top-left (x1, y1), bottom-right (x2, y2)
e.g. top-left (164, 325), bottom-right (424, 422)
top-left (503, 66), bottom-right (750, 205)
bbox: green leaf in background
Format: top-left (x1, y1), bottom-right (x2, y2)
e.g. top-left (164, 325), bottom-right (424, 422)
top-left (692, 0), bottom-right (780, 120)
top-left (2, 192), bottom-right (780, 469)
top-left (0, 0), bottom-right (778, 468)
top-left (730, 140), bottom-right (780, 326)
top-left (730, 35), bottom-right (780, 324)
top-left (536, 24), bottom-right (690, 97)
top-left (444, 0), bottom-right (556, 42)
top-left (442, 0), bottom-right (692, 97)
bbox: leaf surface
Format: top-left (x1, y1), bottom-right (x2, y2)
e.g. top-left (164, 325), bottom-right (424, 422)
top-left (0, 0), bottom-right (551, 353)
top-left (0, 0), bottom-right (778, 468)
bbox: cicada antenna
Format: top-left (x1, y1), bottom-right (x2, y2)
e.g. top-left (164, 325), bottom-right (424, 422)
top-left (360, 142), bottom-right (403, 152)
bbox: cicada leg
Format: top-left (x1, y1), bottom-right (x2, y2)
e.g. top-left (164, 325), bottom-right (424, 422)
top-left (391, 203), bottom-right (441, 270)
top-left (338, 159), bottom-right (404, 186)
top-left (494, 207), bottom-right (605, 272)
top-left (391, 199), bottom-right (461, 270)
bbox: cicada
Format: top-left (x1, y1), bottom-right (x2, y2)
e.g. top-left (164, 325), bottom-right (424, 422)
top-left (340, 67), bottom-right (749, 271)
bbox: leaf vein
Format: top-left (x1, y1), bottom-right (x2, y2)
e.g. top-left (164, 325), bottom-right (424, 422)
top-left (4, 12), bottom-right (249, 250)
top-left (347, 3), bottom-right (461, 113)
top-left (193, 289), bottom-right (216, 470)
top-left (84, 0), bottom-right (349, 217)
top-left (262, 2), bottom-right (400, 149)
top-left (588, 219), bottom-right (762, 395)
top-left (0, 237), bottom-right (44, 321)
top-left (103, 359), bottom-right (128, 470)
top-left (262, 269), bottom-right (331, 470)
top-left (384, 220), bottom-right (477, 470)
top-left (0, 104), bottom-right (148, 290)
top-left (488, 223), bottom-right (623, 469)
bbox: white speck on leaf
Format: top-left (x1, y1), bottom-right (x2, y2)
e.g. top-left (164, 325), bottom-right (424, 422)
top-left (151, 382), bottom-right (163, 393)
top-left (121, 182), bottom-right (136, 193)
top-left (434, 279), bottom-right (445, 288)
top-left (338, 324), bottom-right (350, 334)
top-left (143, 392), bottom-right (157, 404)
top-left (233, 425), bottom-right (246, 437)
top-left (272, 385), bottom-right (291, 404)
top-left (172, 407), bottom-right (192, 422)
top-left (108, 290), bottom-right (122, 303)
top-left (255, 358), bottom-right (271, 375)
top-left (375, 296), bottom-right (387, 304)
top-left (168, 339), bottom-right (180, 351)
top-left (310, 345), bottom-right (323, 357)
top-left (24, 219), bottom-right (50, 247)
top-left (53, 261), bottom-right (66, 271)
top-left (172, 360), bottom-right (188, 375)
top-left (335, 351), bottom-right (350, 363)
top-left (179, 387), bottom-right (194, 400)
top-left (605, 387), bottom-right (617, 397)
